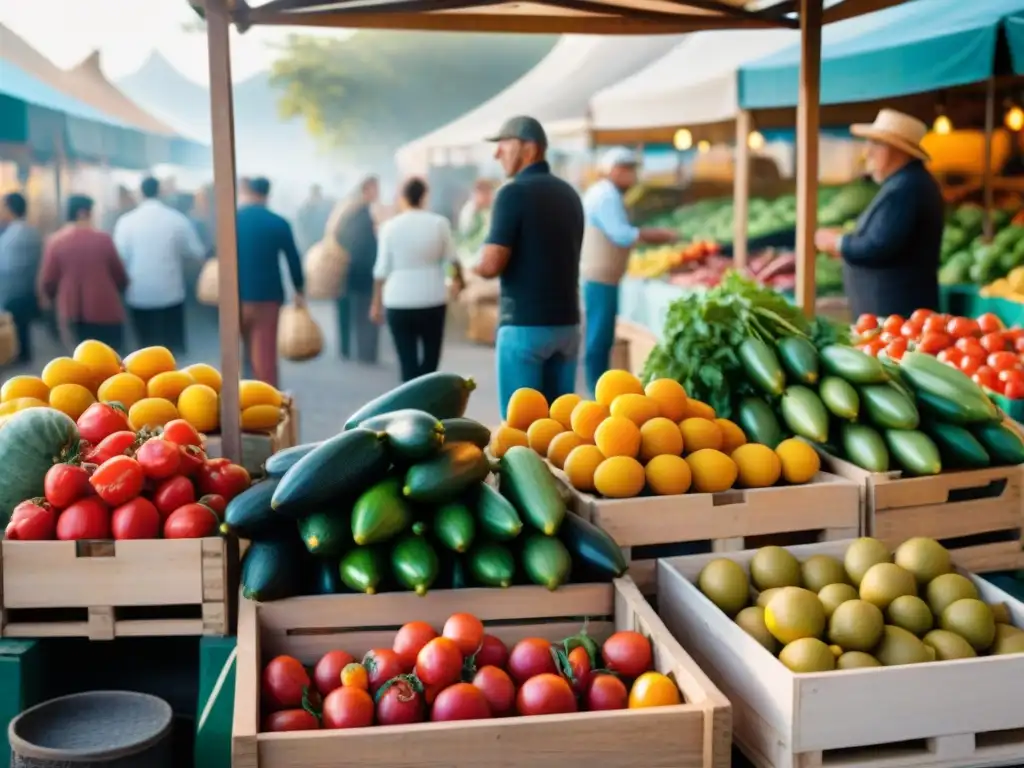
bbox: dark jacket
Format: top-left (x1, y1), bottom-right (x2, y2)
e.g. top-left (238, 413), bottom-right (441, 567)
top-left (840, 160), bottom-right (943, 318)
top-left (236, 204), bottom-right (304, 304)
top-left (338, 204), bottom-right (377, 294)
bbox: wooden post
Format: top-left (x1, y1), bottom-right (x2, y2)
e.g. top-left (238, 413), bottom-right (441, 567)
top-left (733, 110), bottom-right (752, 270)
top-left (205, 0), bottom-right (243, 463)
top-left (795, 0), bottom-right (823, 317)
top-left (982, 77), bottom-right (996, 242)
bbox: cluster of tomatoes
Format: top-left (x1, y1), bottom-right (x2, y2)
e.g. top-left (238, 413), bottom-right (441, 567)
top-left (853, 310), bottom-right (1024, 399)
top-left (261, 612), bottom-right (681, 732)
top-left (5, 402), bottom-right (251, 542)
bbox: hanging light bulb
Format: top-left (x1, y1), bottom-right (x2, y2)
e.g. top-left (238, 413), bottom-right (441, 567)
top-left (1006, 106), bottom-right (1024, 132)
top-left (673, 128), bottom-right (693, 151)
top-left (747, 131), bottom-right (766, 150)
top-left (932, 115), bottom-right (953, 135)
top-left (697, 140), bottom-right (711, 154)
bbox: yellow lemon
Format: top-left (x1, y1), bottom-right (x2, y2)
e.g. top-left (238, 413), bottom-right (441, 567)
top-left (549, 393), bottom-right (582, 431)
top-left (128, 397), bottom-right (180, 431)
top-left (775, 438), bottom-right (822, 484)
top-left (241, 404), bottom-right (282, 431)
top-left (124, 346), bottom-right (176, 382)
top-left (41, 357), bottom-right (94, 391)
top-left (645, 454), bottom-right (691, 496)
top-left (239, 379), bottom-right (284, 411)
top-left (639, 417), bottom-right (684, 461)
top-left (685, 449), bottom-right (738, 494)
top-left (489, 424), bottom-right (529, 459)
top-left (182, 363), bottom-right (223, 393)
top-left (177, 384), bottom-right (220, 433)
top-left (609, 393), bottom-right (660, 427)
top-left (547, 431), bottom-right (584, 470)
top-left (506, 388), bottom-right (548, 431)
top-left (732, 443), bottom-right (782, 488)
top-left (679, 418), bottom-right (723, 454)
top-left (97, 372), bottom-right (148, 410)
top-left (593, 455), bottom-right (646, 499)
top-left (644, 378), bottom-right (688, 422)
top-left (682, 399), bottom-right (716, 420)
top-left (628, 672), bottom-right (681, 708)
top-left (73, 339), bottom-right (122, 386)
top-left (595, 369), bottom-right (643, 407)
top-left (49, 383), bottom-right (95, 420)
top-left (594, 415), bottom-right (641, 458)
top-left (716, 418), bottom-right (747, 454)
top-left (526, 418), bottom-right (564, 457)
top-left (563, 444), bottom-right (606, 493)
top-left (570, 400), bottom-right (609, 441)
top-left (1, 375), bottom-right (49, 403)
top-left (147, 371), bottom-right (196, 403)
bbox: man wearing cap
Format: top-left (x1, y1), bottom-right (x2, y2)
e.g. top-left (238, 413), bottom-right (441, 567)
top-left (474, 116), bottom-right (584, 416)
top-left (581, 148), bottom-right (677, 395)
top-left (815, 109), bottom-right (943, 318)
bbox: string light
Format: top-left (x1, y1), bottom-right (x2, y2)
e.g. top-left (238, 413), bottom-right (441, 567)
top-left (673, 128), bottom-right (693, 151)
top-left (697, 140), bottom-right (711, 154)
top-left (1005, 106), bottom-right (1024, 132)
top-left (747, 131), bottom-right (766, 150)
top-left (932, 115), bottom-right (953, 135)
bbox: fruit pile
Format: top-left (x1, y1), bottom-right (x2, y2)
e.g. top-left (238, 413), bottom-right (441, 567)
top-left (697, 537), bottom-right (1024, 672)
top-left (1, 404), bottom-right (250, 539)
top-left (260, 612), bottom-right (679, 731)
top-left (0, 340), bottom-right (286, 433)
top-left (496, 369), bottom-right (822, 500)
top-left (231, 373), bottom-right (627, 601)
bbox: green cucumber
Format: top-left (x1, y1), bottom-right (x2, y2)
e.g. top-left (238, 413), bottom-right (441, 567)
top-left (297, 507), bottom-right (352, 557)
top-left (441, 418), bottom-right (491, 449)
top-left (339, 547), bottom-right (386, 595)
top-left (391, 535), bottom-right (440, 595)
top-left (776, 336), bottom-right (820, 385)
top-left (222, 478), bottom-right (283, 539)
top-left (820, 376), bottom-right (860, 421)
top-left (915, 389), bottom-right (989, 426)
top-left (739, 337), bottom-right (786, 396)
top-left (522, 535), bottom-right (572, 591)
top-left (971, 422), bottom-right (1024, 466)
top-left (434, 502), bottom-right (476, 553)
top-left (451, 555), bottom-right (470, 589)
top-left (841, 423), bottom-right (890, 472)
top-left (923, 422), bottom-right (990, 469)
top-left (820, 345), bottom-right (888, 384)
top-left (352, 477), bottom-right (412, 545)
top-left (781, 386), bottom-right (829, 443)
top-left (559, 511), bottom-right (628, 579)
top-left (272, 429), bottom-right (390, 515)
top-left (474, 482), bottom-right (523, 540)
top-left (498, 446), bottom-right (566, 535)
top-left (264, 443), bottom-right (321, 479)
top-left (344, 372), bottom-right (475, 429)
top-left (737, 397), bottom-right (784, 448)
top-left (240, 537), bottom-right (304, 602)
top-left (880, 360), bottom-right (914, 400)
top-left (885, 430), bottom-right (942, 476)
top-left (899, 352), bottom-right (999, 423)
top-left (403, 442), bottom-right (491, 504)
top-left (469, 542), bottom-right (516, 588)
top-left (308, 558), bottom-right (344, 595)
top-left (860, 384), bottom-right (920, 430)
top-left (361, 409), bottom-right (445, 462)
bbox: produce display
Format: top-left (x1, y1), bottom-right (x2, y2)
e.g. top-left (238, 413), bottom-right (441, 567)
top-left (0, 340), bottom-right (287, 434)
top-left (232, 373), bottom-right (628, 601)
top-left (980, 266), bottom-right (1024, 303)
top-left (259, 614), bottom-right (679, 731)
top-left (939, 205), bottom-right (1022, 287)
top-left (626, 240), bottom-right (720, 280)
top-left (696, 537), bottom-right (1024, 672)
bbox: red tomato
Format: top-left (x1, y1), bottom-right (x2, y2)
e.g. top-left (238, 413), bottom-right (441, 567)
top-left (198, 494), bottom-right (226, 517)
top-left (474, 634), bottom-right (509, 671)
top-left (55, 497), bottom-right (110, 540)
top-left (937, 348), bottom-right (963, 366)
top-left (263, 710), bottom-right (319, 732)
top-left (472, 665), bottom-right (516, 716)
top-left (854, 314), bottom-right (878, 333)
top-left (152, 476), bottom-right (196, 518)
top-left (89, 455), bottom-right (144, 506)
top-left (972, 366), bottom-right (998, 391)
top-left (882, 315), bottom-right (905, 335)
top-left (1015, 337), bottom-right (1024, 354)
top-left (414, 637), bottom-right (463, 688)
top-left (567, 645), bottom-right (592, 694)
top-left (262, 655), bottom-right (310, 711)
top-left (602, 631), bottom-right (654, 679)
top-left (111, 497), bottom-right (161, 540)
top-left (585, 673), bottom-right (629, 711)
top-left (879, 332), bottom-right (897, 345)
top-left (177, 445), bottom-right (206, 477)
top-left (948, 316), bottom-right (980, 339)
top-left (5, 499), bottom-right (57, 540)
top-left (883, 338), bottom-right (907, 361)
top-left (362, 649), bottom-right (405, 694)
top-left (135, 439), bottom-right (181, 480)
top-left (980, 332), bottom-right (1008, 354)
top-left (375, 677), bottom-right (425, 725)
top-left (899, 320), bottom-right (922, 340)
top-left (1005, 380), bottom-right (1024, 400)
top-left (442, 612), bottom-right (484, 657)
top-left (987, 351), bottom-right (1019, 372)
top-left (196, 460), bottom-right (251, 502)
top-left (916, 332), bottom-right (952, 355)
top-left (507, 638), bottom-right (558, 685)
top-left (909, 309), bottom-right (934, 325)
top-left (999, 369), bottom-right (1024, 386)
top-left (76, 402), bottom-right (131, 445)
top-left (321, 686), bottom-right (374, 729)
top-left (977, 312), bottom-right (1005, 335)
top-left (431, 683), bottom-right (491, 722)
top-left (85, 431), bottom-right (138, 465)
top-left (954, 337), bottom-right (985, 358)
top-left (44, 463), bottom-right (93, 509)
top-left (161, 419), bottom-right (203, 448)
top-left (516, 673), bottom-right (577, 716)
top-left (392, 621), bottom-right (438, 670)
top-left (922, 315), bottom-right (949, 335)
top-left (862, 338), bottom-right (886, 357)
top-left (958, 355), bottom-right (982, 377)
top-left (313, 650), bottom-right (355, 697)
top-left (163, 503), bottom-right (219, 538)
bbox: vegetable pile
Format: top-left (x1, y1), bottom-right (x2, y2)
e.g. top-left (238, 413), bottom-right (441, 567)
top-left (232, 373), bottom-right (627, 601)
top-left (261, 612), bottom-right (680, 731)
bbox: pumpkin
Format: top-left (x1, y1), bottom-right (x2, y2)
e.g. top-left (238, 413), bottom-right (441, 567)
top-left (0, 408), bottom-right (79, 525)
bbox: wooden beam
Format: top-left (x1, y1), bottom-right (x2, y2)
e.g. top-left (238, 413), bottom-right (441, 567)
top-left (732, 110), bottom-right (751, 271)
top-left (794, 0), bottom-right (821, 317)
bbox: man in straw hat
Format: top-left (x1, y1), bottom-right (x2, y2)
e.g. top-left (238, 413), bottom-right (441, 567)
top-left (815, 108), bottom-right (943, 319)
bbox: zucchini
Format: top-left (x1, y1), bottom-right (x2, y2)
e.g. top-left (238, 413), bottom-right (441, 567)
top-left (880, 359), bottom-right (914, 400)
top-left (297, 506), bottom-right (353, 557)
top-left (433, 501), bottom-right (476, 553)
top-left (841, 423), bottom-right (890, 472)
top-left (222, 478), bottom-right (283, 539)
top-left (885, 429), bottom-right (942, 476)
top-left (240, 537), bottom-right (304, 602)
top-left (915, 388), bottom-right (991, 426)
top-left (522, 535), bottom-right (572, 591)
top-left (739, 337), bottom-right (786, 396)
top-left (360, 409), bottom-right (445, 462)
top-left (737, 397), bottom-right (784, 448)
top-left (272, 429), bottom-right (390, 516)
top-left (469, 542), bottom-right (516, 588)
top-left (781, 386), bottom-right (830, 443)
top-left (776, 336), bottom-right (820, 385)
top-left (820, 376), bottom-right (860, 421)
top-left (474, 482), bottom-right (523, 540)
top-left (352, 477), bottom-right (412, 545)
top-left (899, 352), bottom-right (998, 423)
top-left (307, 558), bottom-right (344, 595)
top-left (559, 511), bottom-right (627, 579)
top-left (923, 421), bottom-right (990, 469)
top-left (344, 372), bottom-right (475, 430)
top-left (820, 345), bottom-right (888, 384)
top-left (441, 417), bottom-right (491, 449)
top-left (498, 446), bottom-right (566, 535)
top-left (264, 442), bottom-right (321, 479)
top-left (403, 442), bottom-right (491, 504)
top-left (971, 422), bottom-right (1024, 466)
top-left (339, 546), bottom-right (386, 594)
top-left (860, 384), bottom-right (920, 430)
top-left (391, 535), bottom-right (440, 595)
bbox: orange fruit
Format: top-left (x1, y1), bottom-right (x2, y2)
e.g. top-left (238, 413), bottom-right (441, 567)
top-left (490, 424), bottom-right (529, 458)
top-left (644, 378), bottom-right (688, 422)
top-left (41, 357), bottom-right (94, 391)
top-left (548, 393), bottom-right (581, 430)
top-left (563, 444), bottom-right (606, 493)
top-left (147, 370), bottom-right (196, 403)
top-left (570, 400), bottom-right (609, 441)
top-left (73, 339), bottom-right (121, 386)
top-left (340, 663), bottom-right (369, 690)
top-left (1, 375), bottom-right (49, 403)
top-left (527, 418), bottom-right (564, 457)
top-left (239, 379), bottom-right (283, 410)
top-left (49, 383), bottom-right (95, 420)
top-left (182, 363), bottom-right (222, 393)
top-left (547, 431), bottom-right (584, 469)
top-left (679, 418), bottom-right (723, 453)
top-left (593, 456), bottom-right (646, 498)
top-left (177, 384), bottom-right (220, 433)
top-left (682, 399), bottom-right (716, 420)
top-left (97, 372), bottom-right (147, 410)
top-left (124, 346), bottom-right (176, 382)
top-left (609, 393), bottom-right (660, 427)
top-left (594, 416), bottom-right (641, 458)
top-left (639, 417), bottom-right (684, 461)
top-left (628, 672), bottom-right (681, 708)
top-left (645, 454), bottom-right (691, 495)
top-left (128, 397), bottom-right (180, 431)
top-left (506, 388), bottom-right (548, 431)
top-left (716, 418), bottom-right (747, 454)
top-left (595, 370), bottom-right (644, 407)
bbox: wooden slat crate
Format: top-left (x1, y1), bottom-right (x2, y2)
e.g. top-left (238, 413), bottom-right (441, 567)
top-left (232, 579), bottom-right (731, 768)
top-left (0, 538), bottom-right (231, 640)
top-left (656, 541), bottom-right (1024, 768)
top-left (614, 318), bottom-right (657, 377)
top-left (206, 398), bottom-right (299, 477)
top-left (557, 471), bottom-right (861, 596)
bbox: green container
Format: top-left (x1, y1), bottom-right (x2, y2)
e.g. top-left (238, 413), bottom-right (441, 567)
top-left (0, 640), bottom-right (44, 765)
top-left (984, 572), bottom-right (1024, 604)
top-left (991, 392), bottom-right (1024, 423)
top-left (194, 636), bottom-right (236, 768)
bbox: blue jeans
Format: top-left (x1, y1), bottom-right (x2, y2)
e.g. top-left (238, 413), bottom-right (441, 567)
top-left (583, 281), bottom-right (619, 397)
top-left (497, 325), bottom-right (580, 420)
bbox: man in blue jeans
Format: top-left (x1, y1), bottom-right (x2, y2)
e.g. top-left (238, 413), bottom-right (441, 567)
top-left (580, 148), bottom-right (677, 395)
top-left (474, 116), bottom-right (584, 418)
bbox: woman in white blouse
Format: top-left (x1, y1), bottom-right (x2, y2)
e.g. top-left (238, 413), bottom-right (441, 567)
top-left (370, 178), bottom-right (464, 383)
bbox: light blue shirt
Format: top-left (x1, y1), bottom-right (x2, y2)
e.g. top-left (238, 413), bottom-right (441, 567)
top-left (581, 178), bottom-right (638, 249)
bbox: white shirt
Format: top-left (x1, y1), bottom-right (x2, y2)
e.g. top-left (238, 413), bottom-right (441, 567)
top-left (113, 199), bottom-right (205, 309)
top-left (373, 209), bottom-right (456, 309)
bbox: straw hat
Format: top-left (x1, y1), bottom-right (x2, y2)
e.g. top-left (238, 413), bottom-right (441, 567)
top-left (851, 109), bottom-right (930, 161)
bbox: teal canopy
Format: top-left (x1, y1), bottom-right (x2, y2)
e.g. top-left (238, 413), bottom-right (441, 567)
top-left (739, 0), bottom-right (1024, 110)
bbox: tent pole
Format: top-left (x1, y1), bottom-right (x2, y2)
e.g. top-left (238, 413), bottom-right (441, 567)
top-left (733, 110), bottom-right (751, 270)
top-left (982, 76), bottom-right (995, 242)
top-left (795, 0), bottom-right (822, 317)
top-left (205, 0), bottom-right (243, 464)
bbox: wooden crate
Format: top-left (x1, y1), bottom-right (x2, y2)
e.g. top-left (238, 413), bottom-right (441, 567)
top-left (0, 538), bottom-right (231, 640)
top-left (558, 471), bottom-right (861, 596)
top-left (206, 399), bottom-right (299, 476)
top-left (614, 318), bottom-right (657, 377)
top-left (232, 579), bottom-right (731, 768)
top-left (818, 449), bottom-right (1024, 574)
top-left (656, 540), bottom-right (1024, 768)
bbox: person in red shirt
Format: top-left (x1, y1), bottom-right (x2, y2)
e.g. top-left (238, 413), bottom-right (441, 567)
top-left (37, 195), bottom-right (129, 352)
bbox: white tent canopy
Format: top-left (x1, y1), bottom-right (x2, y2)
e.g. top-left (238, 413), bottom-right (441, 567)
top-left (590, 28), bottom-right (796, 132)
top-left (396, 34), bottom-right (684, 173)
